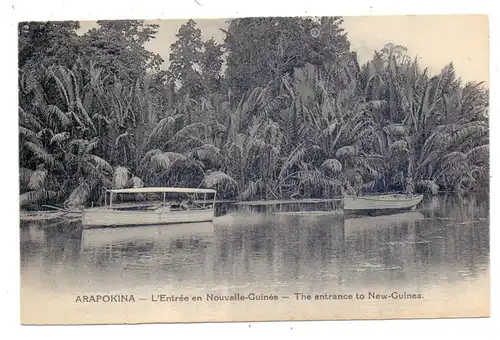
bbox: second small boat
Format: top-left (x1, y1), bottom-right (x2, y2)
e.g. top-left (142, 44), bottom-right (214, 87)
top-left (343, 193), bottom-right (424, 216)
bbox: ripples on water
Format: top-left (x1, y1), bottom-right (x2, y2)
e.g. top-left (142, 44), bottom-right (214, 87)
top-left (20, 194), bottom-right (490, 294)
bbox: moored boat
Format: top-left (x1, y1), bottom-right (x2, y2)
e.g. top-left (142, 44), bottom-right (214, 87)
top-left (343, 193), bottom-right (424, 216)
top-left (82, 187), bottom-right (217, 228)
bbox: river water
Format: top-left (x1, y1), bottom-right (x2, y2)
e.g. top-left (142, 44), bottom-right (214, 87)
top-left (20, 194), bottom-right (490, 324)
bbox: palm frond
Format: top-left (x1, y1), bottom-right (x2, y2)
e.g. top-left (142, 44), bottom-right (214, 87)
top-left (19, 126), bottom-right (40, 143)
top-left (262, 94), bottom-right (289, 118)
top-left (150, 153), bottom-right (172, 171)
top-left (202, 171), bottom-right (238, 191)
top-left (169, 122), bottom-right (208, 143)
top-left (163, 152), bottom-right (187, 162)
top-left (365, 100), bottom-right (387, 111)
top-left (416, 151), bottom-right (440, 173)
top-left (76, 98), bottom-right (97, 133)
top-left (115, 131), bottom-right (131, 147)
top-left (88, 155), bottom-right (113, 173)
top-left (19, 107), bottom-right (43, 131)
top-left (278, 145), bottom-right (308, 179)
top-left (64, 182), bottom-right (91, 208)
top-left (92, 114), bottom-right (111, 125)
top-left (129, 176), bottom-right (144, 188)
top-left (50, 132), bottom-right (70, 145)
top-left (363, 154), bottom-right (387, 173)
top-left (20, 167), bottom-right (34, 189)
top-left (467, 145), bottom-right (489, 164)
top-left (389, 140), bottom-right (409, 154)
top-left (46, 65), bottom-right (71, 106)
top-left (23, 141), bottom-right (55, 166)
top-left (20, 189), bottom-right (58, 208)
top-left (297, 170), bottom-right (342, 187)
top-left (382, 124), bottom-right (407, 138)
top-left (23, 69), bottom-right (47, 108)
top-left (238, 179), bottom-right (265, 201)
top-left (320, 122), bottom-right (338, 137)
top-left (112, 166), bottom-right (129, 189)
top-left (28, 169), bottom-right (46, 190)
top-left (320, 158), bottom-right (343, 174)
top-left (44, 105), bottom-right (70, 128)
top-left (452, 121), bottom-right (488, 145)
top-left (443, 151), bottom-right (467, 163)
top-left (68, 139), bottom-right (88, 155)
top-left (36, 128), bottom-right (54, 140)
top-left (434, 63), bottom-right (456, 103)
top-left (188, 144), bottom-right (222, 167)
top-left (335, 145), bottom-right (357, 158)
top-left (417, 179), bottom-right (439, 195)
top-left (164, 157), bottom-right (205, 187)
top-left (139, 149), bottom-right (163, 166)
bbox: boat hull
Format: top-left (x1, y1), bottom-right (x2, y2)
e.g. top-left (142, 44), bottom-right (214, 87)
top-left (82, 208), bottom-right (215, 228)
top-left (343, 194), bottom-right (424, 216)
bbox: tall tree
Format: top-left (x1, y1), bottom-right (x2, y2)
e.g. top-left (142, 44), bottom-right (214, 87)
top-left (308, 17), bottom-right (351, 67)
top-left (80, 20), bottom-right (163, 84)
top-left (168, 19), bottom-right (204, 99)
top-left (200, 37), bottom-right (224, 94)
top-left (18, 21), bottom-right (81, 68)
top-left (223, 17), bottom-right (351, 100)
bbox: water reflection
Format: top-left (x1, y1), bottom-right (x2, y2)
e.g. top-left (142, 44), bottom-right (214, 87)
top-left (20, 194), bottom-right (489, 294)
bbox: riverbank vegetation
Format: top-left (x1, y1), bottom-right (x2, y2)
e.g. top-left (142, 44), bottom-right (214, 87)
top-left (19, 18), bottom-right (489, 210)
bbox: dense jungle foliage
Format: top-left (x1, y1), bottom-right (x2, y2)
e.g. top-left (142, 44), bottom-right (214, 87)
top-left (18, 18), bottom-right (489, 209)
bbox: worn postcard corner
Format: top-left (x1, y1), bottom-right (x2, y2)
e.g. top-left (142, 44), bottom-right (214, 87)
top-left (19, 14), bottom-right (489, 325)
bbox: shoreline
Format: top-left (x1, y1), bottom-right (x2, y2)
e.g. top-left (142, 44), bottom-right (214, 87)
top-left (20, 210), bottom-right (81, 222)
top-left (19, 190), bottom-right (487, 223)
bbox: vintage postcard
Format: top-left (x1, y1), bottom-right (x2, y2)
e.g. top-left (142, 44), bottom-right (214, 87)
top-left (19, 15), bottom-right (490, 325)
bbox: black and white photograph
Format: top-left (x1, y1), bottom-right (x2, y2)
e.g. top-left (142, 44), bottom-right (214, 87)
top-left (18, 14), bottom-right (490, 324)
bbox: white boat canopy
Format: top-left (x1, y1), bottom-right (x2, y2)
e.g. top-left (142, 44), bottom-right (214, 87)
top-left (106, 187), bottom-right (217, 194)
